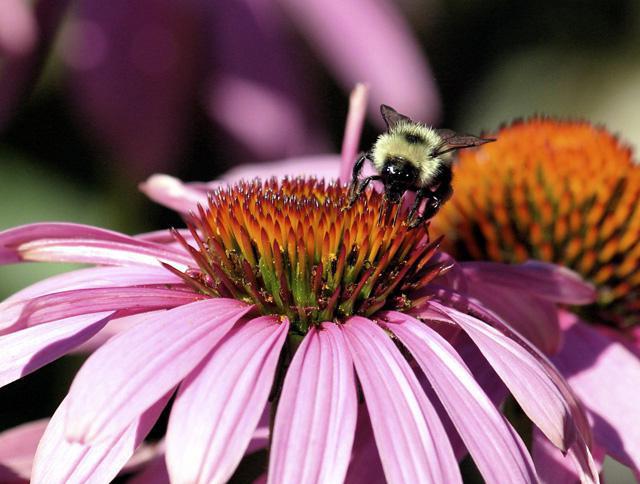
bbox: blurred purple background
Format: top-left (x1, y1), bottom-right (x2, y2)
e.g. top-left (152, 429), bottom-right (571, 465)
top-left (1, 0), bottom-right (440, 179)
top-left (2, 0), bottom-right (638, 215)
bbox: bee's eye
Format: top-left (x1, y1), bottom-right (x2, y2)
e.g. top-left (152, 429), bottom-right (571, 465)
top-left (400, 167), bottom-right (414, 180)
top-left (404, 134), bottom-right (423, 144)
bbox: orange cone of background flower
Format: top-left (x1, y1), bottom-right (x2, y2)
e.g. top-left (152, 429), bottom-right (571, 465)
top-left (434, 118), bottom-right (640, 328)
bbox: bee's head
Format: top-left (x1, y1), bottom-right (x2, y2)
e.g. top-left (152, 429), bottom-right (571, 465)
top-left (381, 157), bottom-right (418, 203)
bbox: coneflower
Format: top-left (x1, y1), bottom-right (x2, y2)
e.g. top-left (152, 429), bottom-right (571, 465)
top-left (0, 92), bottom-right (601, 483)
top-left (434, 118), bottom-right (640, 328)
top-left (432, 117), bottom-right (640, 479)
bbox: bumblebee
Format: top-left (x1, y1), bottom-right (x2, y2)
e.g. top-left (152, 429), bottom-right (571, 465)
top-left (347, 105), bottom-right (495, 227)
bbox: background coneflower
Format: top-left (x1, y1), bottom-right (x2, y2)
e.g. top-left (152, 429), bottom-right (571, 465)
top-left (433, 118), bottom-right (640, 329)
top-left (432, 118), bottom-right (640, 479)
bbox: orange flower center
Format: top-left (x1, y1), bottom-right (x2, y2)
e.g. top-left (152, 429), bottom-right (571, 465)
top-left (168, 178), bottom-right (446, 333)
top-left (433, 118), bottom-right (640, 327)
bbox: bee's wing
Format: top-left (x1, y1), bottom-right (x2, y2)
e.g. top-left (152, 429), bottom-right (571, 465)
top-left (380, 105), bottom-right (412, 128)
top-left (434, 129), bottom-right (496, 155)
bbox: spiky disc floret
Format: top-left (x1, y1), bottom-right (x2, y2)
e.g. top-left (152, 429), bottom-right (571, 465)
top-left (167, 178), bottom-right (448, 334)
top-left (372, 121), bottom-right (447, 185)
top-left (434, 117), bottom-right (640, 327)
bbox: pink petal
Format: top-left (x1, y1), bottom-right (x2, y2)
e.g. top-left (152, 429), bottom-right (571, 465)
top-left (340, 83), bottom-right (369, 183)
top-left (208, 74), bottom-right (326, 160)
top-left (32, 393), bottom-right (170, 484)
top-left (344, 405), bottom-right (386, 484)
top-left (464, 282), bottom-right (562, 355)
top-left (428, 252), bottom-right (468, 293)
top-left (461, 261), bottom-right (596, 305)
top-left (0, 286), bottom-right (201, 334)
top-left (127, 454), bottom-right (169, 484)
top-left (413, 366), bottom-right (467, 461)
top-left (276, 0), bottom-right (440, 124)
top-left (141, 155), bottom-right (344, 214)
top-left (553, 312), bottom-right (640, 472)
top-left (441, 309), bottom-right (601, 484)
top-left (0, 312), bottom-right (113, 387)
top-left (532, 426), bottom-right (580, 482)
top-left (2, 265), bottom-right (180, 307)
top-left (245, 406), bottom-right (270, 455)
top-left (452, 334), bottom-right (508, 408)
top-left (422, 287), bottom-right (592, 445)
top-left (0, 419), bottom-right (48, 481)
top-left (166, 315), bottom-right (288, 484)
top-left (246, 431), bottom-right (269, 456)
top-left (342, 316), bottom-right (461, 484)
top-left (532, 427), bottom-right (602, 484)
top-left (0, 0), bottom-right (37, 57)
top-left (426, 302), bottom-right (577, 449)
top-left (221, 155), bottom-right (343, 184)
top-left (383, 311), bottom-right (538, 483)
top-left (421, 334), bottom-right (511, 463)
top-left (269, 323), bottom-right (357, 484)
top-left (566, 436), bottom-right (600, 484)
top-left (139, 174), bottom-right (216, 215)
top-left (426, 302), bottom-right (599, 481)
top-left (134, 228), bottom-right (192, 245)
top-left (121, 440), bottom-right (163, 474)
top-left (440, 293), bottom-right (598, 481)
top-left (0, 223), bottom-right (191, 269)
top-left (594, 325), bottom-right (640, 357)
top-left (72, 309), bottom-right (169, 353)
top-left (65, 298), bottom-right (252, 443)
top-left (629, 327), bottom-right (640, 352)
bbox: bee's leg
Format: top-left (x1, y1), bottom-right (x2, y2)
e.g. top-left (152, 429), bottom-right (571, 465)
top-left (428, 170), bottom-right (454, 217)
top-left (434, 166), bottom-right (453, 205)
top-left (407, 188), bottom-right (429, 225)
top-left (347, 175), bottom-right (382, 208)
top-left (409, 193), bottom-right (449, 228)
top-left (348, 152), bottom-right (369, 197)
top-left (408, 199), bottom-right (435, 229)
top-left (408, 169), bottom-right (453, 229)
top-left (352, 152), bottom-right (368, 177)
